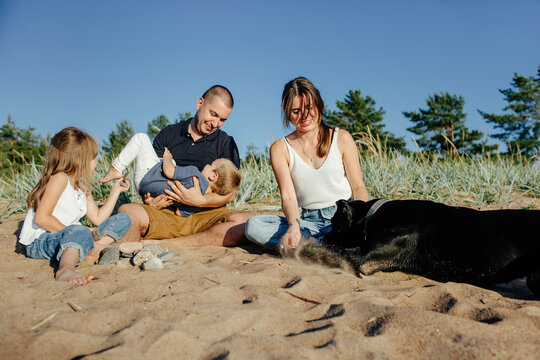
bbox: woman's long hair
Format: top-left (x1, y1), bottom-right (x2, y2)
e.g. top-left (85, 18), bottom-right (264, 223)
top-left (281, 77), bottom-right (332, 157)
top-left (27, 127), bottom-right (98, 210)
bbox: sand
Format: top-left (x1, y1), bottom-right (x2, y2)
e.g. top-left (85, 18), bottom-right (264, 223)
top-left (1, 199), bottom-right (539, 360)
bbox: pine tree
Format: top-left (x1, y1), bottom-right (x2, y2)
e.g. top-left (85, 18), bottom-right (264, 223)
top-left (404, 92), bottom-right (484, 155)
top-left (146, 112), bottom-right (191, 138)
top-left (323, 89), bottom-right (405, 150)
top-left (0, 115), bottom-right (46, 176)
top-left (101, 120), bottom-right (134, 159)
top-left (478, 65), bottom-right (540, 156)
top-left (147, 114), bottom-right (171, 139)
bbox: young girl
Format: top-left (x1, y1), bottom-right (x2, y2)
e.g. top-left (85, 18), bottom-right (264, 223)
top-left (19, 127), bottom-right (132, 284)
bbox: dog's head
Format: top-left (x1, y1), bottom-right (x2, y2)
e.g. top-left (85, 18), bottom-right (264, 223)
top-left (323, 199), bottom-right (372, 248)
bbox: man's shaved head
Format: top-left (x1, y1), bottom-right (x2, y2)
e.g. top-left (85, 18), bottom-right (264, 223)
top-left (202, 85), bottom-right (234, 109)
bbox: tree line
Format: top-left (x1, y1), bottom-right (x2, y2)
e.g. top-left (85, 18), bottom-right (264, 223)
top-left (324, 64), bottom-right (540, 156)
top-left (1, 65), bottom-right (538, 177)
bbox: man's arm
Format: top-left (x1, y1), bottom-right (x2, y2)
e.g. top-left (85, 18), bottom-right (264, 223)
top-left (165, 177), bottom-right (235, 208)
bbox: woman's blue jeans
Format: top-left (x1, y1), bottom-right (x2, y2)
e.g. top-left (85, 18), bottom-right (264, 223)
top-left (245, 205), bottom-right (337, 251)
top-left (25, 213), bottom-right (131, 265)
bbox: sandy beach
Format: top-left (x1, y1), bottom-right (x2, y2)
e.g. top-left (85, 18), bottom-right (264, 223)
top-left (1, 199), bottom-right (539, 360)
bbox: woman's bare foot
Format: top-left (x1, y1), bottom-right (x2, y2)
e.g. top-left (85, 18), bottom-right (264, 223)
top-left (100, 167), bottom-right (122, 183)
top-left (162, 147), bottom-right (175, 179)
top-left (56, 268), bottom-right (95, 284)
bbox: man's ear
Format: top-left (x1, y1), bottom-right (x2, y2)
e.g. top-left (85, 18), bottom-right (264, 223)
top-left (195, 97), bottom-right (204, 110)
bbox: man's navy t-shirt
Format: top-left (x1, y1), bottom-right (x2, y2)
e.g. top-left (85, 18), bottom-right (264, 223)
top-left (152, 119), bottom-right (240, 171)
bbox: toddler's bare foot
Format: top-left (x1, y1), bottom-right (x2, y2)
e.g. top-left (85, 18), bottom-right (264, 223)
top-left (100, 167), bottom-right (122, 183)
top-left (56, 268), bottom-right (95, 284)
top-left (162, 147), bottom-right (175, 179)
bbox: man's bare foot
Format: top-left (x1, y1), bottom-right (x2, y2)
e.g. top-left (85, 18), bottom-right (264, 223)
top-left (56, 268), bottom-right (95, 284)
top-left (100, 167), bottom-right (122, 183)
top-left (162, 147), bottom-right (175, 179)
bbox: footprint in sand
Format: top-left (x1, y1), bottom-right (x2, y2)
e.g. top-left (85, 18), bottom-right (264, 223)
top-left (362, 313), bottom-right (393, 337)
top-left (471, 307), bottom-right (503, 324)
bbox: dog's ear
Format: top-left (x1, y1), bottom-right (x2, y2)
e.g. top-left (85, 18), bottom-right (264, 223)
top-left (332, 200), bottom-right (353, 233)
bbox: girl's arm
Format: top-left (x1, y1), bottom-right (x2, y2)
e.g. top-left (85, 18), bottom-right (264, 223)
top-left (34, 173), bottom-right (69, 232)
top-left (85, 179), bottom-right (130, 226)
top-left (270, 140), bottom-right (302, 249)
top-left (338, 129), bottom-right (369, 201)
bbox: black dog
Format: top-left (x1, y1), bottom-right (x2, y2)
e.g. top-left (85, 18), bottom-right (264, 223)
top-left (298, 199), bottom-right (540, 297)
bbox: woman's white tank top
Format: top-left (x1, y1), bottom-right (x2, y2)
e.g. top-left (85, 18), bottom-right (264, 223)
top-left (284, 128), bottom-right (352, 209)
top-left (19, 174), bottom-right (87, 245)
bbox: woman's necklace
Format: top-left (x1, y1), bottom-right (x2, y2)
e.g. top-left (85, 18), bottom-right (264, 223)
top-left (297, 135), bottom-right (315, 162)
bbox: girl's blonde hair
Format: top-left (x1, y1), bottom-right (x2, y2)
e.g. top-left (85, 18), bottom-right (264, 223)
top-left (281, 77), bottom-right (332, 158)
top-left (27, 127), bottom-right (98, 210)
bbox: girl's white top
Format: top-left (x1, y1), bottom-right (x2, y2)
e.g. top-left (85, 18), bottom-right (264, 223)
top-left (19, 174), bottom-right (87, 245)
top-left (284, 128), bottom-right (352, 210)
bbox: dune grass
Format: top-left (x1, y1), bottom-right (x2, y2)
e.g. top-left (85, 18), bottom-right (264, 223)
top-left (1, 133), bottom-right (538, 222)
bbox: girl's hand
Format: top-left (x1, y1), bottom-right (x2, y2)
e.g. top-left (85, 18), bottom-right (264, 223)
top-left (281, 222), bottom-right (301, 249)
top-left (111, 179), bottom-right (130, 193)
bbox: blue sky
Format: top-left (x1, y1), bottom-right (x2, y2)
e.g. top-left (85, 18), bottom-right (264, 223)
top-left (1, 0), bottom-right (539, 156)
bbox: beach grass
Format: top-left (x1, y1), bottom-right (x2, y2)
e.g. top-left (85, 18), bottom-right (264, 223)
top-left (1, 133), bottom-right (538, 220)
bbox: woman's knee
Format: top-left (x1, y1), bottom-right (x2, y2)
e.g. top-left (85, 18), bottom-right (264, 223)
top-left (245, 215), bottom-right (280, 242)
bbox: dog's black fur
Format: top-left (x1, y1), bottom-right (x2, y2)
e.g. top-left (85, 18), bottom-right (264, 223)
top-left (298, 199), bottom-right (540, 297)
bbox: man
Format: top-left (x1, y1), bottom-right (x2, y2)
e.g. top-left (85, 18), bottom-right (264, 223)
top-left (118, 85), bottom-right (252, 246)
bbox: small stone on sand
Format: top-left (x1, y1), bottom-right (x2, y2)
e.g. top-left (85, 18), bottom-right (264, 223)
top-left (141, 244), bottom-right (163, 255)
top-left (157, 251), bottom-right (174, 261)
top-left (133, 249), bottom-right (156, 266)
top-left (98, 247), bottom-right (120, 265)
top-left (119, 242), bottom-right (143, 257)
top-left (163, 260), bottom-right (183, 266)
top-left (143, 257), bottom-right (164, 270)
top-left (115, 258), bottom-right (131, 268)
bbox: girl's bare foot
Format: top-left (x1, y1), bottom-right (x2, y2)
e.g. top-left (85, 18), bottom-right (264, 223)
top-left (84, 242), bottom-right (107, 264)
top-left (56, 268), bottom-right (95, 284)
top-left (100, 167), bottom-right (122, 183)
top-left (162, 147), bottom-right (175, 179)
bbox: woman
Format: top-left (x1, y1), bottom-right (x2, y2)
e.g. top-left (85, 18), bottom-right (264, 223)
top-left (245, 77), bottom-right (368, 251)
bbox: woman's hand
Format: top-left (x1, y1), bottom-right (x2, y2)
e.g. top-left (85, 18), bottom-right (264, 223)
top-left (281, 221), bottom-right (302, 249)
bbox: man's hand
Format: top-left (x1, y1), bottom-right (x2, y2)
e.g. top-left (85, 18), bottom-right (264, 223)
top-left (143, 193), bottom-right (173, 210)
top-left (164, 177), bottom-right (206, 207)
